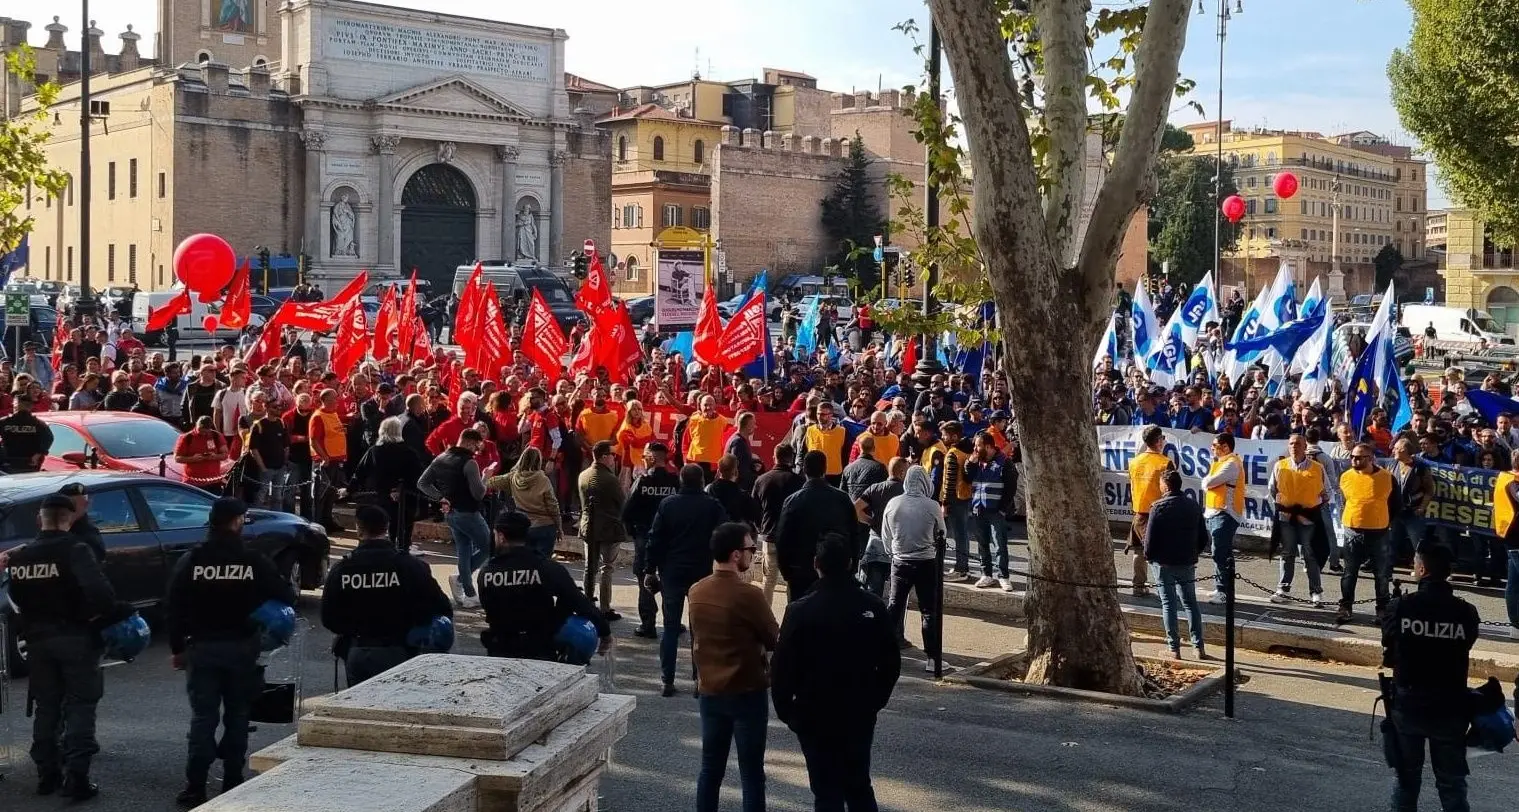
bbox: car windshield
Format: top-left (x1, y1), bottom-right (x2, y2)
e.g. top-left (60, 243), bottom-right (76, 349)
top-left (529, 280), bottom-right (573, 304)
top-left (1473, 312), bottom-right (1504, 333)
top-left (85, 418), bottom-right (184, 459)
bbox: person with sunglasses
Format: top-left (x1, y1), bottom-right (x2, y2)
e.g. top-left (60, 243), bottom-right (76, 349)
top-left (1337, 442), bottom-right (1396, 624)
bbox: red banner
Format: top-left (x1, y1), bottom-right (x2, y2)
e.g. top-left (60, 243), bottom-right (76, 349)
top-left (523, 288), bottom-right (568, 384)
top-left (640, 405), bottom-right (792, 465)
top-left (219, 260), bottom-right (252, 330)
top-left (456, 262), bottom-right (483, 367)
top-left (331, 297), bottom-right (370, 378)
top-left (693, 284), bottom-right (723, 367)
top-left (576, 252), bottom-right (613, 316)
top-left (478, 281), bottom-right (511, 377)
top-left (286, 271), bottom-right (370, 332)
top-left (373, 286), bottom-right (399, 358)
top-left (398, 270), bottom-right (418, 352)
top-left (717, 291), bottom-right (766, 372)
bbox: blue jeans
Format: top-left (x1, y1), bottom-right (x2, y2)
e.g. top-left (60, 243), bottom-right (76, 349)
top-left (945, 502), bottom-right (971, 573)
top-left (970, 510), bottom-right (1010, 578)
top-left (1388, 514), bottom-right (1426, 562)
top-left (526, 524), bottom-right (557, 560)
top-left (1507, 550), bottom-right (1519, 631)
top-left (696, 690), bottom-right (769, 812)
top-left (258, 466), bottom-right (291, 512)
top-left (1277, 521), bottom-right (1323, 595)
top-left (1205, 513), bottom-right (1238, 592)
top-left (658, 574), bottom-right (691, 685)
top-left (446, 511), bottom-right (490, 598)
top-left (1339, 528), bottom-right (1392, 612)
top-left (1151, 563), bottom-right (1204, 651)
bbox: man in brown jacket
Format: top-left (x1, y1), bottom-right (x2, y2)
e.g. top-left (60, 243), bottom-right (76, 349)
top-left (578, 440), bottom-right (627, 619)
top-left (689, 522), bottom-right (779, 812)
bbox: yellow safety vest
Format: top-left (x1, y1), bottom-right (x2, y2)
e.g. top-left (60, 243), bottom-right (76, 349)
top-left (1273, 458), bottom-right (1324, 509)
top-left (1496, 471), bottom-right (1517, 538)
top-left (1205, 453), bottom-right (1246, 515)
top-left (1128, 449), bottom-right (1171, 514)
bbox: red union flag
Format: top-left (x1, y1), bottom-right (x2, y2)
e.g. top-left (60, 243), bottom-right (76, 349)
top-left (598, 300), bottom-right (643, 378)
top-left (330, 297), bottom-right (370, 378)
top-left (373, 286), bottom-right (399, 359)
top-left (147, 288), bottom-right (192, 332)
top-left (692, 283), bottom-right (723, 367)
top-left (286, 271), bottom-right (369, 332)
top-left (523, 288), bottom-right (568, 383)
top-left (576, 252), bottom-right (613, 315)
top-left (478, 282), bottom-right (511, 378)
top-left (456, 262), bottom-right (484, 365)
top-left (717, 292), bottom-right (766, 372)
top-left (243, 301), bottom-right (290, 369)
top-left (219, 260), bottom-right (252, 330)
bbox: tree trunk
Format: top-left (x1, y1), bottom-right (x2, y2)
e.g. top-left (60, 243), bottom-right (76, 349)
top-left (930, 0), bottom-right (1192, 695)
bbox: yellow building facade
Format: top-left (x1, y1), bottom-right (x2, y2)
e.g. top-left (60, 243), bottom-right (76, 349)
top-left (1428, 207), bottom-right (1519, 327)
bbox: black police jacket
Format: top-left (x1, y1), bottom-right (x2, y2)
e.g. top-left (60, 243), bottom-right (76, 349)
top-left (771, 575), bottom-right (901, 728)
top-left (476, 546), bottom-right (608, 659)
top-left (321, 538), bottom-right (452, 645)
top-left (5, 529), bottom-right (121, 632)
top-left (1381, 578), bottom-right (1480, 716)
top-left (706, 479), bottom-right (760, 530)
top-left (647, 487), bottom-right (728, 584)
top-left (164, 530), bottom-right (296, 655)
top-left (774, 479), bottom-right (862, 576)
top-left (753, 468), bottom-right (804, 537)
top-left (70, 515), bottom-right (107, 563)
top-left (621, 467), bottom-right (679, 537)
top-left (0, 410), bottom-right (53, 469)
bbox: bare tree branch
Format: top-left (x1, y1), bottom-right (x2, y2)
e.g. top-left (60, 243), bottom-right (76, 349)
top-left (1076, 0), bottom-right (1191, 296)
top-left (1034, 0), bottom-right (1093, 267)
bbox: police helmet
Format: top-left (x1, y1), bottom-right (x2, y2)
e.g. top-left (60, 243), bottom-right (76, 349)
top-left (554, 616), bottom-right (598, 665)
top-left (101, 613), bottom-right (151, 662)
top-left (249, 600), bottom-right (296, 652)
top-left (406, 615), bottom-right (455, 653)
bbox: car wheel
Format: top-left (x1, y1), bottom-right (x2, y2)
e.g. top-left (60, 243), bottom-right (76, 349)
top-left (4, 615), bottom-right (28, 679)
top-left (276, 550), bottom-right (304, 594)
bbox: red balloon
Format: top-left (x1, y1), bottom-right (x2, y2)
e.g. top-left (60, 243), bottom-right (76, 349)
top-left (1273, 172), bottom-right (1300, 200)
top-left (173, 233), bottom-right (236, 297)
top-left (1221, 195), bottom-right (1246, 224)
top-left (202, 314), bottom-right (219, 332)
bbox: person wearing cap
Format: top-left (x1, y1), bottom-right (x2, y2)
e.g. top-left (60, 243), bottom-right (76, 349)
top-left (0, 388), bottom-right (54, 472)
top-left (322, 504), bottom-right (452, 685)
top-left (57, 483), bottom-right (106, 563)
top-left (165, 497), bottom-right (295, 807)
top-left (6, 493), bottom-right (125, 800)
top-left (19, 340), bottom-right (53, 393)
top-left (477, 510), bottom-right (611, 661)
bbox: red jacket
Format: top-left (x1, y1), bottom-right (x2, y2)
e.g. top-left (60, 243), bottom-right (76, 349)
top-left (425, 415), bottom-right (473, 456)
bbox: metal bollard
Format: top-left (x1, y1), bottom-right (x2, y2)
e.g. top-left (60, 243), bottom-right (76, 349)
top-left (159, 454), bottom-right (169, 478)
top-left (1224, 560), bottom-right (1236, 719)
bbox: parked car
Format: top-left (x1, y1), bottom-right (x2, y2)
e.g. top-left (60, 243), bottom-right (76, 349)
top-left (34, 279), bottom-right (64, 306)
top-left (1, 305), bottom-right (56, 356)
top-left (100, 285), bottom-right (140, 318)
top-left (0, 470), bottom-right (331, 675)
top-left (3, 279), bottom-right (51, 307)
top-left (797, 294), bottom-right (854, 323)
top-left (625, 295), bottom-right (655, 325)
top-left (53, 284), bottom-right (90, 313)
top-left (36, 411), bottom-right (235, 483)
top-left (716, 293), bottom-right (749, 319)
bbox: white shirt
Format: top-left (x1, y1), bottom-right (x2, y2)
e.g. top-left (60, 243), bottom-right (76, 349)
top-left (1201, 456), bottom-right (1242, 520)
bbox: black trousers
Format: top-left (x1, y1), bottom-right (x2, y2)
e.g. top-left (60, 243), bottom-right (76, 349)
top-left (887, 559), bottom-right (941, 659)
top-left (632, 533), bottom-right (660, 630)
top-left (383, 491), bottom-right (415, 552)
top-left (785, 567), bottom-right (819, 605)
top-left (1390, 708), bottom-right (1469, 812)
top-left (27, 632), bottom-right (104, 777)
top-left (184, 638), bottom-right (260, 786)
top-left (795, 717), bottom-right (880, 812)
top-left (345, 645), bottom-right (411, 686)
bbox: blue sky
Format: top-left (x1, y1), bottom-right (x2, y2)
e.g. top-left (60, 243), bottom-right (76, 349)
top-left (6, 0), bottom-right (1442, 205)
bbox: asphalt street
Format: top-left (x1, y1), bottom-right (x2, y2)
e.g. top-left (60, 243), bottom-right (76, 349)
top-left (3, 530), bottom-right (1518, 812)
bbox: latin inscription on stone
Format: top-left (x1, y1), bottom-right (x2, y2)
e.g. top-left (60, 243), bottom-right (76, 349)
top-left (325, 17), bottom-right (549, 82)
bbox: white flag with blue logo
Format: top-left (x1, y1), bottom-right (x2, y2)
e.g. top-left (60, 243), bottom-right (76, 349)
top-left (1129, 284), bottom-right (1161, 372)
top-left (1292, 294), bottom-right (1336, 402)
top-left (1177, 272), bottom-right (1221, 346)
top-left (1147, 307), bottom-right (1189, 387)
top-left (1093, 313), bottom-right (1121, 371)
top-left (1225, 266), bottom-right (1295, 379)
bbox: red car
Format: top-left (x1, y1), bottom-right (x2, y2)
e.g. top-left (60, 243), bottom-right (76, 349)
top-left (37, 411), bottom-right (235, 484)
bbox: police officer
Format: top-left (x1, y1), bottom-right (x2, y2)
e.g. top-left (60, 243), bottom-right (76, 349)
top-left (6, 494), bottom-right (123, 800)
top-left (621, 441), bottom-right (679, 638)
top-left (0, 390), bottom-right (54, 472)
top-left (1381, 544), bottom-right (1481, 812)
top-left (321, 504), bottom-right (452, 685)
top-left (57, 483), bottom-right (106, 562)
top-left (477, 510), bottom-right (611, 661)
top-left (164, 498), bottom-right (295, 807)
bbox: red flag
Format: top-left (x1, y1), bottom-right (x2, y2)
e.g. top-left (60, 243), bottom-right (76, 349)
top-left (147, 288), bottom-right (192, 332)
top-left (478, 282), bottom-right (512, 379)
top-left (568, 329), bottom-right (598, 378)
top-left (398, 271), bottom-right (419, 352)
top-left (716, 291), bottom-right (766, 373)
top-left (455, 262), bottom-right (484, 365)
top-left (373, 286), bottom-right (399, 359)
top-left (593, 300), bottom-right (643, 380)
top-left (285, 271), bottom-right (370, 331)
top-left (243, 301), bottom-right (291, 368)
top-left (219, 260), bottom-right (252, 331)
top-left (408, 312), bottom-right (431, 363)
top-left (522, 288), bottom-right (568, 384)
top-left (575, 252), bottom-right (613, 315)
top-left (693, 284), bottom-right (723, 366)
top-left (330, 297), bottom-right (370, 378)
top-left (51, 316), bottom-right (69, 372)
top-left (902, 336), bottom-right (919, 375)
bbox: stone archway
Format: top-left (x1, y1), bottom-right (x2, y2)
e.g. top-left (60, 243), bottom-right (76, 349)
top-left (400, 163), bottom-right (477, 290)
top-left (1487, 285), bottom-right (1519, 330)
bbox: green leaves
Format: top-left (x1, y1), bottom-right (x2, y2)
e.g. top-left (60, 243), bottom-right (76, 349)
top-left (1148, 154), bottom-right (1239, 287)
top-left (0, 46), bottom-right (68, 255)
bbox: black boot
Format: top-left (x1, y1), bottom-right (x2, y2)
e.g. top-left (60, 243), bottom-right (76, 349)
top-left (222, 770), bottom-right (246, 792)
top-left (60, 772), bottom-right (99, 802)
top-left (175, 783), bottom-right (208, 808)
top-left (37, 770), bottom-right (63, 795)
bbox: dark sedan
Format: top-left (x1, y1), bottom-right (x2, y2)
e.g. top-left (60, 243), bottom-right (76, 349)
top-left (0, 471), bottom-right (331, 675)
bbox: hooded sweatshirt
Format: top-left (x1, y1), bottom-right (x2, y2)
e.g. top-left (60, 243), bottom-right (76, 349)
top-left (882, 466), bottom-right (945, 562)
top-left (490, 468), bottom-right (560, 528)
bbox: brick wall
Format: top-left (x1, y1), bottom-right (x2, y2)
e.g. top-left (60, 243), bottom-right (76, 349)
top-left (711, 133), bottom-right (849, 287)
top-left (563, 127), bottom-right (612, 265)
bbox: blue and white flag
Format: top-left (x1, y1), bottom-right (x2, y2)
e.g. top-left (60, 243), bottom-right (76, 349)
top-left (1224, 266), bottom-right (1295, 379)
top-left (1093, 314), bottom-right (1122, 370)
top-left (796, 294), bottom-right (822, 356)
top-left (1228, 276), bottom-right (1327, 360)
top-left (1291, 294), bottom-right (1336, 403)
top-left (1347, 282), bottom-right (1412, 434)
top-left (1130, 284), bottom-right (1161, 371)
top-left (1177, 272), bottom-right (1221, 346)
top-left (1147, 308), bottom-right (1189, 387)
top-left (0, 235), bottom-right (26, 288)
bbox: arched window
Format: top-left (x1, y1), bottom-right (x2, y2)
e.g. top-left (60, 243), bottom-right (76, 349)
top-left (617, 135), bottom-right (627, 162)
top-left (196, 50), bottom-right (213, 64)
top-left (693, 139), bottom-right (705, 165)
top-left (625, 255), bottom-right (640, 282)
top-left (653, 136), bottom-right (665, 161)
top-left (252, 56), bottom-right (269, 68)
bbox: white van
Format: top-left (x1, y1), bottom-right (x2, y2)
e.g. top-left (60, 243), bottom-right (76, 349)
top-left (132, 288), bottom-right (264, 345)
top-left (1399, 304), bottom-right (1513, 346)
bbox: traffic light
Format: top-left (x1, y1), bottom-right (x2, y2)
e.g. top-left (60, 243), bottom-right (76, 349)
top-left (572, 252), bottom-right (589, 279)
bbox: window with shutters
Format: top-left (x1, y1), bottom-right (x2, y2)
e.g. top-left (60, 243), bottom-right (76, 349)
top-left (107, 244), bottom-right (116, 281)
top-left (694, 140), bottom-right (705, 165)
top-left (158, 172), bottom-right (166, 198)
top-left (108, 162), bottom-right (116, 200)
top-left (129, 159), bottom-right (138, 198)
top-left (662, 204), bottom-right (682, 227)
top-left (653, 136), bottom-right (665, 161)
top-left (691, 206), bottom-right (710, 230)
top-left (128, 244), bottom-right (138, 284)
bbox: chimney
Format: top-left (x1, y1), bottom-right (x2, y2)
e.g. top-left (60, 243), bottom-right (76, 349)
top-left (0, 18), bottom-right (31, 49)
top-left (85, 19), bottom-right (105, 73)
top-left (43, 15), bottom-right (65, 50)
top-left (117, 25), bottom-right (141, 72)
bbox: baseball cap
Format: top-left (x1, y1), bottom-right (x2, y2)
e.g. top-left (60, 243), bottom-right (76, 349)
top-left (57, 483), bottom-right (87, 497)
top-left (989, 410), bottom-right (1010, 421)
top-left (41, 494), bottom-right (76, 510)
top-left (209, 497), bottom-right (248, 527)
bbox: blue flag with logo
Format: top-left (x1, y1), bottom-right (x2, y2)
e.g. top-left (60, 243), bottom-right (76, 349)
top-left (1177, 271), bottom-right (1220, 346)
top-left (740, 271), bottom-right (776, 379)
top-left (1348, 283), bottom-right (1412, 434)
top-left (0, 235), bottom-right (26, 287)
top-left (796, 293), bottom-right (822, 356)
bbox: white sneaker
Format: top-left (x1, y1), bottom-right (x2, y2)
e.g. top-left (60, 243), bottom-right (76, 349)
top-left (923, 658), bottom-right (938, 673)
top-left (1207, 590), bottom-right (1226, 605)
top-left (998, 577), bottom-right (1015, 592)
top-left (459, 595), bottom-right (481, 610)
top-left (448, 575), bottom-right (466, 605)
top-left (409, 547), bottom-right (427, 557)
top-left (1310, 593), bottom-right (1324, 609)
top-left (974, 575), bottom-right (996, 588)
top-left (1269, 589), bottom-right (1291, 604)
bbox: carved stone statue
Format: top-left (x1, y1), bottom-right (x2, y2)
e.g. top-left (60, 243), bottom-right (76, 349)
top-left (515, 205), bottom-right (538, 261)
top-left (437, 141), bottom-right (457, 164)
top-left (331, 194), bottom-right (358, 257)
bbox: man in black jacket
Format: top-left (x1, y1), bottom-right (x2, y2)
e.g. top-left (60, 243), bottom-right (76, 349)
top-left (6, 495), bottom-right (123, 800)
top-left (772, 533), bottom-right (901, 811)
top-left (840, 434), bottom-right (888, 502)
top-left (322, 505), bottom-right (452, 685)
top-left (0, 391), bottom-right (54, 472)
top-left (646, 463), bottom-right (728, 696)
top-left (706, 454), bottom-right (760, 530)
top-left (753, 445), bottom-right (804, 603)
top-left (1142, 471), bottom-right (1210, 659)
top-left (1381, 544), bottom-right (1481, 812)
top-left (165, 498), bottom-right (296, 806)
top-left (478, 511), bottom-right (610, 660)
top-left (622, 442), bottom-right (680, 638)
top-left (774, 451), bottom-right (860, 603)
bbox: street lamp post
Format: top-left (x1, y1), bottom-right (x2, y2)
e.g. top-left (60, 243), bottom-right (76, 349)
top-left (1209, 0), bottom-right (1241, 293)
top-left (914, 20), bottom-right (946, 387)
top-left (76, 0), bottom-right (95, 322)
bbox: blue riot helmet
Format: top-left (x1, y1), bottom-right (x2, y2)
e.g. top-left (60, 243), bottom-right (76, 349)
top-left (406, 615), bottom-right (455, 653)
top-left (101, 613), bottom-right (151, 662)
top-left (554, 616), bottom-right (598, 665)
top-left (249, 600), bottom-right (296, 652)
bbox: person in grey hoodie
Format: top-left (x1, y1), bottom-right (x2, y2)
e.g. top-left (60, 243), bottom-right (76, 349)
top-left (883, 465), bottom-right (946, 673)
